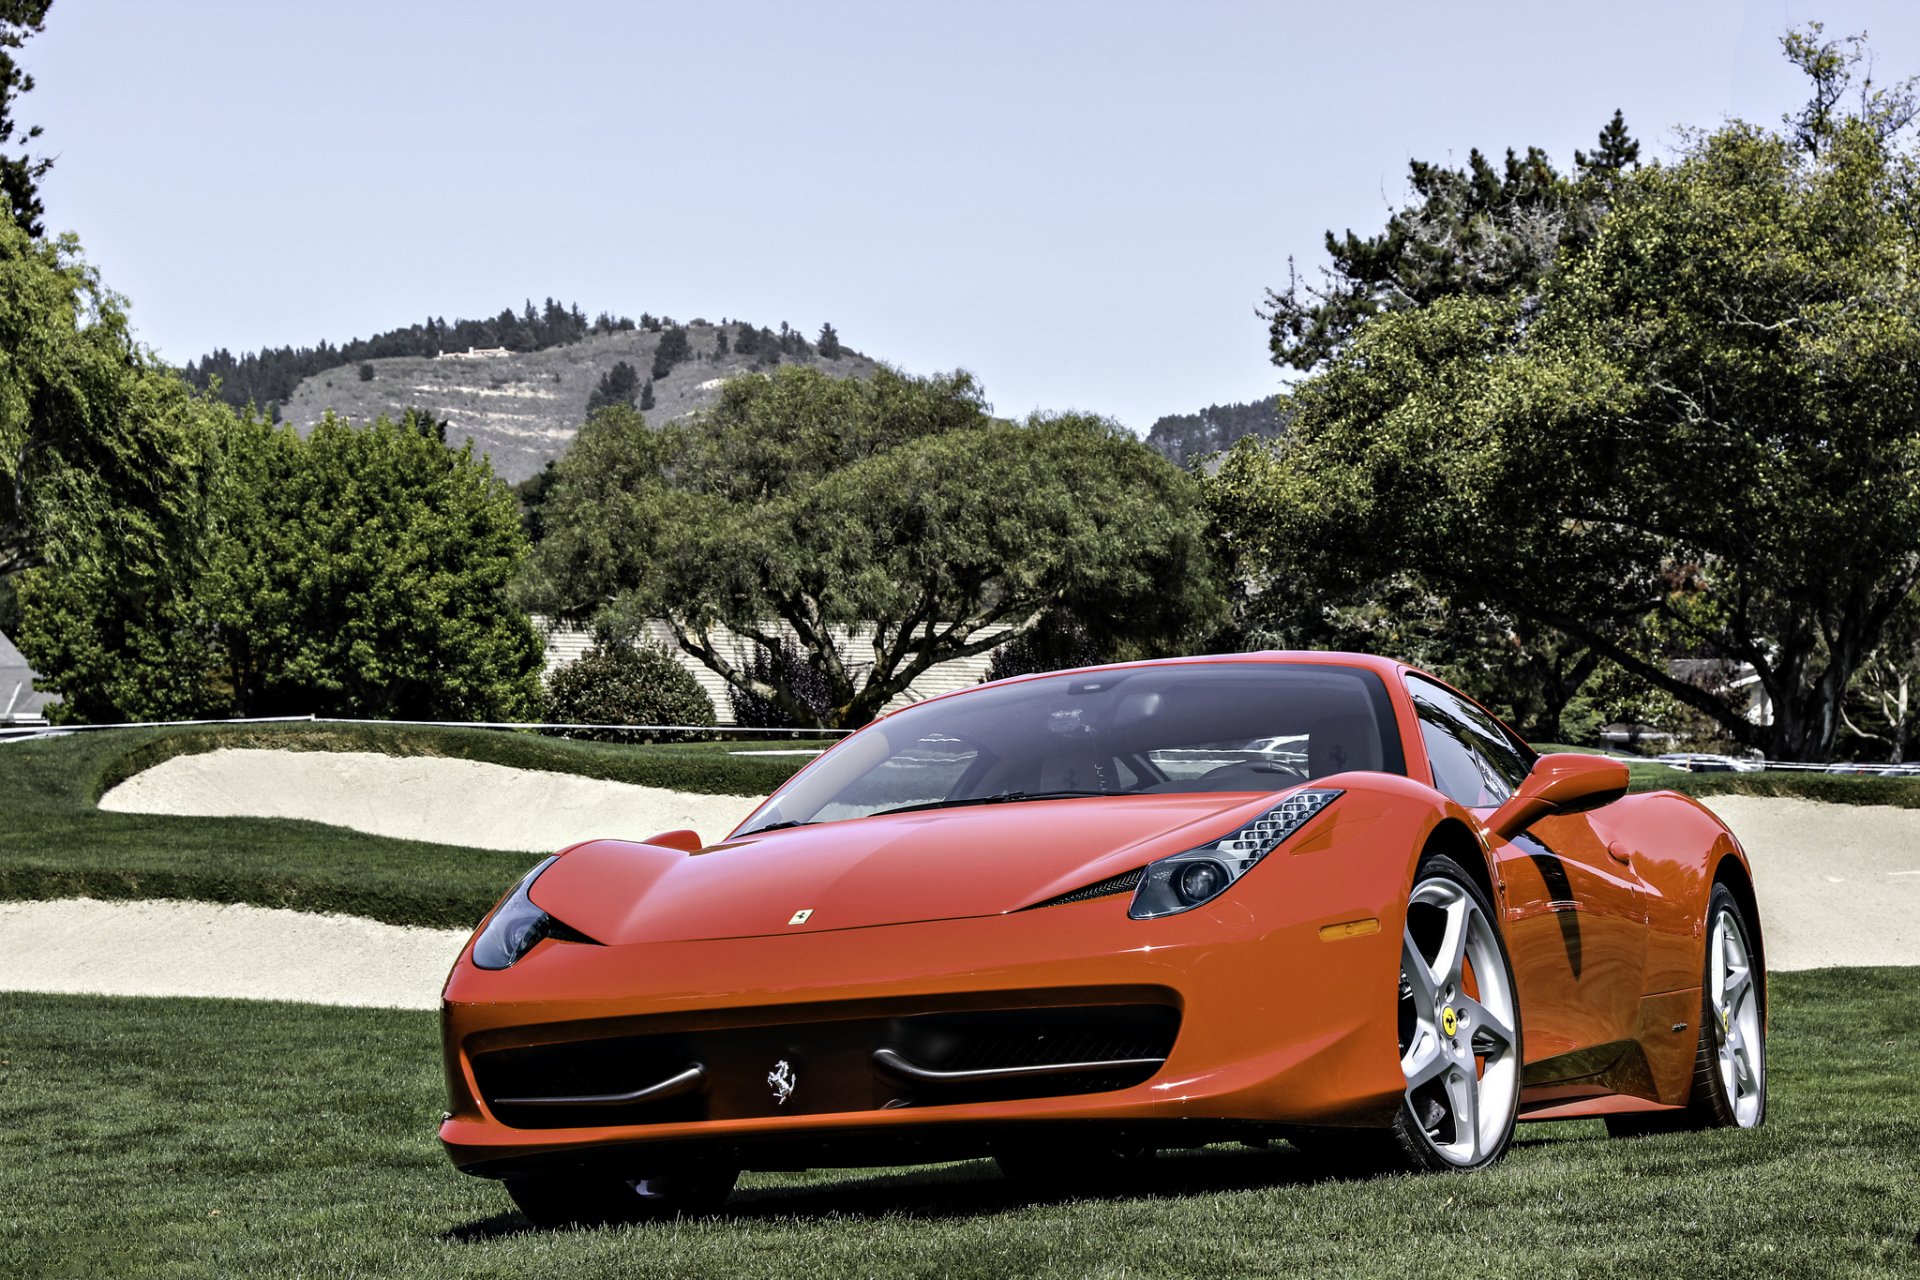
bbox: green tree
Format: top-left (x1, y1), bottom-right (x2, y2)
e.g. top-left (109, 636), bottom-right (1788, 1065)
top-left (207, 413), bottom-right (544, 719)
top-left (12, 389), bottom-right (229, 722)
top-left (1214, 99), bottom-right (1920, 760)
top-left (651, 325), bottom-right (690, 380)
top-left (524, 367), bottom-right (1223, 728)
top-left (1, 216), bottom-right (207, 584)
top-left (586, 359), bottom-right (640, 415)
top-left (0, 0), bottom-right (52, 239)
top-left (512, 459), bottom-right (557, 544)
top-left (1262, 110), bottom-right (1639, 374)
top-left (816, 322), bottom-right (842, 359)
top-left (639, 378), bottom-right (655, 411)
top-left (25, 408), bottom-right (547, 723)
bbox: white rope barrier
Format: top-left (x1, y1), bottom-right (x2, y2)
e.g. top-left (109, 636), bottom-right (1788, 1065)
top-left (0, 714), bottom-right (850, 743)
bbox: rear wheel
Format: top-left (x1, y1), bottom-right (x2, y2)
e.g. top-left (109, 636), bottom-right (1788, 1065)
top-left (504, 1167), bottom-right (738, 1229)
top-left (1606, 882), bottom-right (1765, 1137)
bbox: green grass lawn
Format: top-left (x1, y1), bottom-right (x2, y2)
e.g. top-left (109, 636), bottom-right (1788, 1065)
top-left (2, 969), bottom-right (1915, 1278)
top-left (0, 724), bottom-right (827, 929)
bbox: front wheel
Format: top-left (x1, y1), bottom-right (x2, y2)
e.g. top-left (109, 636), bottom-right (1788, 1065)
top-left (505, 1167), bottom-right (738, 1229)
top-left (1292, 853), bottom-right (1522, 1174)
top-left (1387, 853), bottom-right (1524, 1170)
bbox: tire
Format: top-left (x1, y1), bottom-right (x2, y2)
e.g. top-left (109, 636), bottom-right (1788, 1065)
top-left (1606, 882), bottom-right (1765, 1137)
top-left (504, 1166), bottom-right (738, 1229)
top-left (1293, 852), bottom-right (1523, 1174)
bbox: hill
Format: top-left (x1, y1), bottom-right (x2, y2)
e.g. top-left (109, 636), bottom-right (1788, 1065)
top-left (194, 314), bottom-right (880, 483)
top-left (1145, 398), bottom-right (1288, 467)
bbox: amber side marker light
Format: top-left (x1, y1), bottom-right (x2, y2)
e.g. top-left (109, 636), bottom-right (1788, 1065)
top-left (1318, 917), bottom-right (1381, 942)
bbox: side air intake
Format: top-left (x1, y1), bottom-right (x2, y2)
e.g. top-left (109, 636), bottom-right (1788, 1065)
top-left (1029, 868), bottom-right (1145, 909)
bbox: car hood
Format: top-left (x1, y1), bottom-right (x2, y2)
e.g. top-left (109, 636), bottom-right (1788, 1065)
top-left (526, 792), bottom-right (1285, 945)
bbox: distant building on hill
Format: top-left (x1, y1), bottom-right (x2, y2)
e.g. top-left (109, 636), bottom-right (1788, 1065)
top-left (436, 346), bottom-right (513, 361)
top-left (0, 631), bottom-right (59, 725)
top-left (534, 618), bottom-right (1012, 726)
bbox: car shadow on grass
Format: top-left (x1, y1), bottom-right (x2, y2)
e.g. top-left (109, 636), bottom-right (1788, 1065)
top-left (442, 1145), bottom-right (1354, 1241)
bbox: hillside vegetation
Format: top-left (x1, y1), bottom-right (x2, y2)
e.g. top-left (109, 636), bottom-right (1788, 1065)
top-left (279, 321), bottom-right (881, 483)
top-left (1145, 398), bottom-right (1288, 467)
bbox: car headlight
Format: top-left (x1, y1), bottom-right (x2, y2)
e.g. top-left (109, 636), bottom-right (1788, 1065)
top-left (1129, 788), bottom-right (1343, 919)
top-left (472, 856), bottom-right (565, 970)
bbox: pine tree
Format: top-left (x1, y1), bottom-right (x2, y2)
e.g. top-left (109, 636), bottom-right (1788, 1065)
top-left (1575, 109), bottom-right (1640, 180)
top-left (816, 322), bottom-right (842, 359)
top-left (639, 378), bottom-right (655, 411)
top-left (651, 324), bottom-right (691, 379)
top-left (586, 360), bottom-right (641, 415)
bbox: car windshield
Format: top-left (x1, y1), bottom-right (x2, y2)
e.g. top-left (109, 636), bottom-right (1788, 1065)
top-left (736, 661), bottom-right (1405, 834)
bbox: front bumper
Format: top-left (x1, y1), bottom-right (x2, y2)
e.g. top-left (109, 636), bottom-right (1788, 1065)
top-left (440, 873), bottom-right (1410, 1178)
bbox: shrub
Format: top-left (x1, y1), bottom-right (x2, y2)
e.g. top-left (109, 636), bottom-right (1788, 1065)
top-left (984, 611), bottom-right (1111, 682)
top-left (357, 362), bottom-right (375, 381)
top-left (543, 643), bottom-right (716, 742)
top-left (729, 640), bottom-right (834, 731)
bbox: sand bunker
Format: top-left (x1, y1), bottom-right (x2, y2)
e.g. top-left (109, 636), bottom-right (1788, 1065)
top-left (0, 897), bottom-right (465, 1009)
top-left (99, 748), bottom-right (763, 853)
top-left (6, 769), bottom-right (1915, 1009)
top-left (1697, 795), bottom-right (1920, 971)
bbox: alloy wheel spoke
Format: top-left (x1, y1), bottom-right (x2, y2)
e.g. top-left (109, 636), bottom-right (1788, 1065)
top-left (1403, 1034), bottom-right (1450, 1092)
top-left (1722, 964), bottom-right (1751, 1018)
top-left (1433, 896), bottom-right (1472, 991)
top-left (1442, 1066), bottom-right (1480, 1159)
top-left (1402, 927), bottom-right (1440, 1017)
top-left (1456, 993), bottom-right (1515, 1055)
top-left (1726, 1025), bottom-right (1756, 1090)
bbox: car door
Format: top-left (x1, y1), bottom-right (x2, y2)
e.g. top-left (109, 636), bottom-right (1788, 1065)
top-left (1404, 678), bottom-right (1648, 1068)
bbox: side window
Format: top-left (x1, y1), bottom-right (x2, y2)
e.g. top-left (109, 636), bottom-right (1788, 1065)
top-left (1406, 679), bottom-right (1533, 808)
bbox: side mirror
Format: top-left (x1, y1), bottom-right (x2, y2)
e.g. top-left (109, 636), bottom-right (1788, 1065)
top-left (1485, 753), bottom-right (1630, 842)
top-left (642, 828), bottom-right (704, 853)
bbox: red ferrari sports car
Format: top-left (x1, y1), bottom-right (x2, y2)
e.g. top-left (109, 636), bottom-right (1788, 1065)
top-left (439, 653), bottom-right (1766, 1226)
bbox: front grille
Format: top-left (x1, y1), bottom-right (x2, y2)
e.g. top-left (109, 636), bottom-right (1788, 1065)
top-left (472, 1001), bottom-right (1179, 1130)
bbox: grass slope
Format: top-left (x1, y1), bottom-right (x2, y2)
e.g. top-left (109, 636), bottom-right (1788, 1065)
top-left (1, 970), bottom-right (1915, 1278)
top-left (0, 724), bottom-right (825, 928)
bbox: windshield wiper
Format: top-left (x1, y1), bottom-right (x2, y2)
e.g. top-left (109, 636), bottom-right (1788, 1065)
top-left (868, 789), bottom-right (1121, 818)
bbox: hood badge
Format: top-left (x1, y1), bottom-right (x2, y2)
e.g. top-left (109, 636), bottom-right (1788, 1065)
top-left (768, 1059), bottom-right (797, 1105)
top-left (787, 908), bottom-right (814, 926)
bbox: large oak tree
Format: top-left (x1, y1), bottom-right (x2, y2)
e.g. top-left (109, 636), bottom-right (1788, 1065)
top-left (524, 366), bottom-right (1222, 728)
top-left (1214, 104), bottom-right (1920, 760)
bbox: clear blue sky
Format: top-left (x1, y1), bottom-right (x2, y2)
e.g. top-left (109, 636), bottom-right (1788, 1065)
top-left (25, 0), bottom-right (1920, 431)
